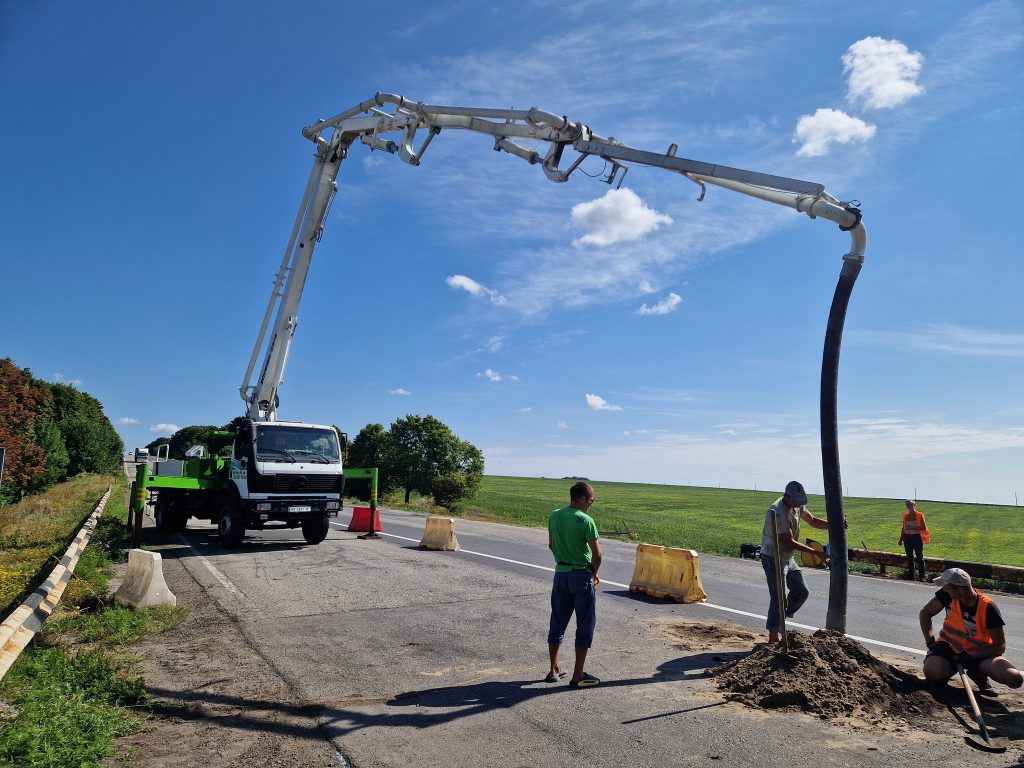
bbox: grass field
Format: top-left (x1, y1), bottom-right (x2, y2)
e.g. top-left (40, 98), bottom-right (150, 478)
top-left (449, 476), bottom-right (1024, 568)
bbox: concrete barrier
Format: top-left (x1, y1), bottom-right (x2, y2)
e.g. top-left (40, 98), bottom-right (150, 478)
top-left (629, 543), bottom-right (708, 603)
top-left (0, 488), bottom-right (111, 682)
top-left (420, 517), bottom-right (460, 551)
top-left (114, 549), bottom-right (177, 609)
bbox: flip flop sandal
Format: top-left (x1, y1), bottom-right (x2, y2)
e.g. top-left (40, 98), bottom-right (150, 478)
top-left (569, 674), bottom-right (600, 689)
top-left (544, 671), bottom-right (568, 683)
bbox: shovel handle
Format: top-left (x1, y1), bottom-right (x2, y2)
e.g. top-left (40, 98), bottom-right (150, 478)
top-left (769, 510), bottom-right (788, 651)
top-left (957, 664), bottom-right (993, 740)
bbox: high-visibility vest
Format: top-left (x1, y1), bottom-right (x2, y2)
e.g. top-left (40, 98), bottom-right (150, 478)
top-left (903, 510), bottom-right (931, 543)
top-left (938, 591), bottom-right (994, 654)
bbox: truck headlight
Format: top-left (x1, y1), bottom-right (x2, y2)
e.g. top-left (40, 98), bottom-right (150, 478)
top-left (256, 502), bottom-right (272, 512)
top-left (326, 501), bottom-right (339, 511)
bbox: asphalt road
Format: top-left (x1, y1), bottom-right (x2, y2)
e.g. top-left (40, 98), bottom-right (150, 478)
top-left (152, 504), bottom-right (1024, 768)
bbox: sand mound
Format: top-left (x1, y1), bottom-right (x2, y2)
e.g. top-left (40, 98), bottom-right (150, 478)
top-left (714, 630), bottom-right (938, 723)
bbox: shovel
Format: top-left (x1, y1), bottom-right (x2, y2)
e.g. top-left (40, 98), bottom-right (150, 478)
top-left (957, 663), bottom-right (1008, 753)
top-left (769, 510), bottom-right (798, 665)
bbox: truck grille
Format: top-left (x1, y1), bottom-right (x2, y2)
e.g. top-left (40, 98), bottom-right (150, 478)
top-left (271, 474), bottom-right (339, 493)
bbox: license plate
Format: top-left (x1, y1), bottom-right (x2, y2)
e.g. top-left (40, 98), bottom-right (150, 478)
top-left (288, 505), bottom-right (312, 513)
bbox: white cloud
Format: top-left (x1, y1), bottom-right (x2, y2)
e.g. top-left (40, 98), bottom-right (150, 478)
top-left (557, 420), bottom-right (570, 429)
top-left (446, 274), bottom-right (508, 306)
top-left (515, 407), bottom-right (532, 413)
top-left (843, 36), bottom-right (925, 109)
top-left (486, 415), bottom-right (1024, 505)
top-left (482, 335), bottom-right (505, 353)
top-left (854, 323), bottom-right (1024, 357)
top-left (389, 388), bottom-right (412, 396)
top-left (638, 280), bottom-right (656, 294)
top-left (150, 423), bottom-right (180, 434)
top-left (794, 108), bottom-right (876, 157)
top-left (363, 155), bottom-right (385, 171)
top-left (636, 292), bottom-right (682, 316)
top-left (52, 372), bottom-right (82, 387)
top-left (477, 368), bottom-right (519, 383)
top-left (571, 188), bottom-right (672, 247)
top-left (586, 393), bottom-right (624, 412)
top-left (118, 417), bottom-right (140, 425)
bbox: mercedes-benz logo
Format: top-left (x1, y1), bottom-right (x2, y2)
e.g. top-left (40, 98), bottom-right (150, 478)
top-left (295, 476), bottom-right (308, 490)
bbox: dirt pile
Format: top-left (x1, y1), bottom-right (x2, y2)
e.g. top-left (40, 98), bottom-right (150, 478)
top-left (714, 630), bottom-right (938, 724)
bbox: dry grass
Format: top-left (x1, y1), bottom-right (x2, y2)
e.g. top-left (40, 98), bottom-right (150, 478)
top-left (0, 474), bottom-right (113, 616)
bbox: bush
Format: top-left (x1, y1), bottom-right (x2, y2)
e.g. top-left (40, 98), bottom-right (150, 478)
top-left (432, 473), bottom-right (469, 509)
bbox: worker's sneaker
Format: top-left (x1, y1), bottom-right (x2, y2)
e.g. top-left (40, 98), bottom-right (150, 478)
top-left (968, 671), bottom-right (998, 697)
top-left (976, 678), bottom-right (999, 698)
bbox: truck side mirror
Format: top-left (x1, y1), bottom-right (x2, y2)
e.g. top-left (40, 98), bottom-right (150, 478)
top-left (339, 432), bottom-right (348, 452)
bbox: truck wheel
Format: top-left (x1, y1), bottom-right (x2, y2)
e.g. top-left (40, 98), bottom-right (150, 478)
top-left (218, 505), bottom-right (245, 548)
top-left (301, 516), bottom-right (330, 544)
top-left (155, 496), bottom-right (174, 532)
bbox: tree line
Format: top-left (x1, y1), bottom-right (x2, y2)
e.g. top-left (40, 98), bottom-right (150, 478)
top-left (0, 358), bottom-right (124, 505)
top-left (345, 415), bottom-right (484, 508)
top-left (147, 414), bottom-right (484, 509)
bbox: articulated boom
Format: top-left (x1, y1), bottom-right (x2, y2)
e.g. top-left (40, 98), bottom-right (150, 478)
top-left (240, 91), bottom-right (864, 417)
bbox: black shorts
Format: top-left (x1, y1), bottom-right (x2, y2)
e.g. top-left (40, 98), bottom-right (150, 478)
top-left (927, 641), bottom-right (981, 675)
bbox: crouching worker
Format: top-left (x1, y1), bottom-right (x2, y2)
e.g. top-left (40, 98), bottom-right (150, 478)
top-left (919, 568), bottom-right (1023, 695)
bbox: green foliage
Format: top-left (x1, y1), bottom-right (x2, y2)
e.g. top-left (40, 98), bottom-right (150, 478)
top-left (27, 420), bottom-right (68, 494)
top-left (48, 383), bottom-right (123, 477)
top-left (147, 422), bottom-right (233, 459)
top-left (464, 476), bottom-right (1024, 568)
top-left (0, 647), bottom-right (145, 768)
top-left (345, 423), bottom-right (393, 499)
top-left (387, 414), bottom-right (484, 506)
top-left (0, 359), bottom-right (123, 504)
top-left (343, 418), bottom-right (483, 508)
top-left (46, 605), bottom-right (187, 647)
top-left (431, 472), bottom-right (469, 509)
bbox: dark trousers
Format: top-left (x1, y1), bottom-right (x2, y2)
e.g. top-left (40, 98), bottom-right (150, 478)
top-left (903, 533), bottom-right (925, 579)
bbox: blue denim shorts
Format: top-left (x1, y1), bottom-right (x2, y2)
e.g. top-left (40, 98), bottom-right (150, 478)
top-left (547, 570), bottom-right (596, 648)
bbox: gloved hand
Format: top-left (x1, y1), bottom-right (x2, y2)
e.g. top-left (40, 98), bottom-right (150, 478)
top-left (926, 640), bottom-right (943, 654)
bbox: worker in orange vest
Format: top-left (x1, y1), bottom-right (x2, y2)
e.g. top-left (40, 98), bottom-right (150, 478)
top-left (920, 568), bottom-right (1022, 695)
top-left (898, 499), bottom-right (930, 580)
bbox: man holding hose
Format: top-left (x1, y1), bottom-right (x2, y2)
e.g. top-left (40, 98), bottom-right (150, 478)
top-left (761, 481), bottom-right (840, 644)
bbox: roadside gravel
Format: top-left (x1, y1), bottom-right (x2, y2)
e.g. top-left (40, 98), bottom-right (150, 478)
top-left (103, 552), bottom-right (343, 768)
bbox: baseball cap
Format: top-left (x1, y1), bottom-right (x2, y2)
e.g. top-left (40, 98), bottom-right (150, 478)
top-left (784, 480), bottom-right (808, 506)
top-left (933, 568), bottom-right (972, 588)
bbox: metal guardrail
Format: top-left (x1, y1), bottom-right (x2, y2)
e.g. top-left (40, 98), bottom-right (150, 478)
top-left (0, 487), bottom-right (111, 681)
top-left (848, 548), bottom-right (1024, 583)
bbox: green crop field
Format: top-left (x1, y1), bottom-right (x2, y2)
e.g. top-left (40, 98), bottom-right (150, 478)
top-left (455, 476), bottom-right (1024, 568)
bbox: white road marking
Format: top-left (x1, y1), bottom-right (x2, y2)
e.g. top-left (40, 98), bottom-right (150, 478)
top-left (176, 534), bottom-right (244, 597)
top-left (335, 524), bottom-right (926, 656)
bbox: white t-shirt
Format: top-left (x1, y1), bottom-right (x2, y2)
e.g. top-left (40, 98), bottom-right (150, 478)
top-left (761, 497), bottom-right (801, 562)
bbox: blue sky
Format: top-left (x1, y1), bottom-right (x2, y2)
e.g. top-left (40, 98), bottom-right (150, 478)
top-left (2, 1), bottom-right (1022, 506)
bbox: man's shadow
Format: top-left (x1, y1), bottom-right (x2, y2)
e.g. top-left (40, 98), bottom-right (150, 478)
top-left (319, 651), bottom-right (745, 737)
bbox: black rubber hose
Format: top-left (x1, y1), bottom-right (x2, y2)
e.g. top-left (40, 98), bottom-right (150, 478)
top-left (821, 257), bottom-right (862, 633)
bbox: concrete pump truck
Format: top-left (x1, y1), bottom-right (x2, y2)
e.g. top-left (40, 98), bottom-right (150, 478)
top-left (130, 128), bottom-right (349, 548)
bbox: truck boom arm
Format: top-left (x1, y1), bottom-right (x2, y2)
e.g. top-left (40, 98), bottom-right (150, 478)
top-left (240, 92), bottom-right (865, 420)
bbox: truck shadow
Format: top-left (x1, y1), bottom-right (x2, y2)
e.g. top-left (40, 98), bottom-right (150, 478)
top-left (146, 527), bottom-right (313, 557)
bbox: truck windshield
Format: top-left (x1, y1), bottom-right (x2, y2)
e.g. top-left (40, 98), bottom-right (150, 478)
top-left (255, 426), bottom-right (340, 463)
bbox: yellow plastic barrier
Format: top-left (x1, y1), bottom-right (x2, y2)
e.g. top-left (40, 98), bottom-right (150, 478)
top-left (420, 516), bottom-right (460, 551)
top-left (629, 543), bottom-right (708, 603)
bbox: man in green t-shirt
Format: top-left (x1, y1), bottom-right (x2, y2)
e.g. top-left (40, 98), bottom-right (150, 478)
top-left (546, 481), bottom-right (603, 688)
